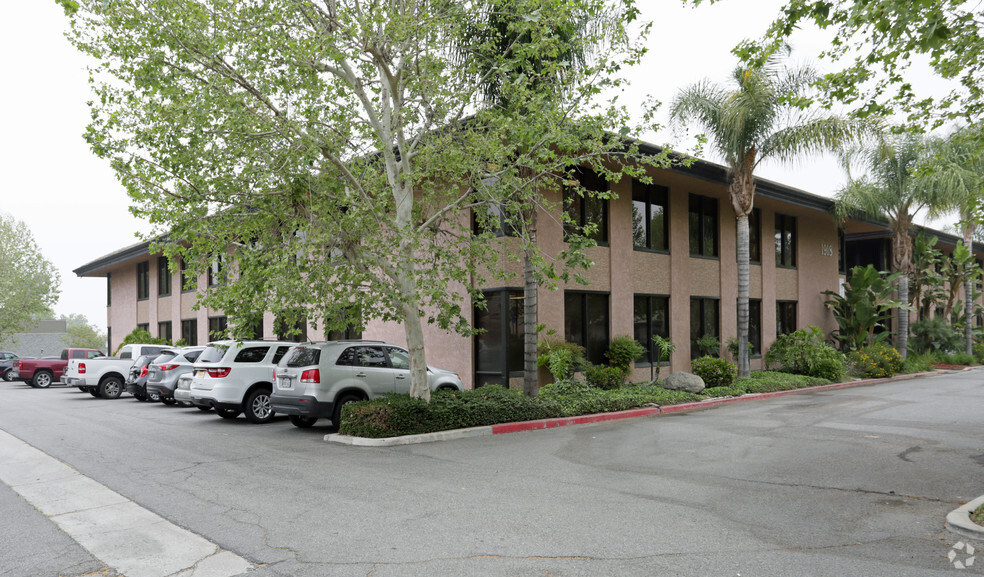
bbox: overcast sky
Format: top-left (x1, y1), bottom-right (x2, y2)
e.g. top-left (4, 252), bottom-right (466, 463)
top-left (0, 1), bottom-right (954, 333)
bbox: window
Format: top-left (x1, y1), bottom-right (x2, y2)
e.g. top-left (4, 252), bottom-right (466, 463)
top-left (745, 208), bottom-right (761, 263)
top-left (158, 321), bottom-right (173, 343)
top-left (325, 308), bottom-right (363, 340)
top-left (738, 299), bottom-right (762, 356)
top-left (472, 203), bottom-right (517, 238)
top-left (158, 256), bottom-right (172, 296)
top-left (775, 214), bottom-right (797, 267)
top-left (107, 272), bottom-right (112, 306)
top-left (87, 350), bottom-right (102, 359)
top-left (565, 292), bottom-right (610, 365)
top-left (474, 290), bottom-right (524, 387)
top-left (690, 297), bottom-right (719, 358)
top-left (180, 258), bottom-right (195, 292)
top-left (137, 261), bottom-right (150, 300)
top-left (208, 256), bottom-right (225, 287)
top-left (387, 347), bottom-right (410, 370)
top-left (776, 301), bottom-right (797, 336)
top-left (337, 346), bottom-right (388, 368)
top-left (181, 319), bottom-right (198, 346)
top-left (689, 194), bottom-right (718, 257)
top-left (241, 319), bottom-right (263, 340)
top-left (275, 311), bottom-right (308, 342)
top-left (563, 168), bottom-right (608, 244)
top-left (209, 316), bottom-right (228, 340)
top-left (234, 346), bottom-right (269, 363)
top-left (632, 181), bottom-right (669, 252)
top-left (838, 229), bottom-right (847, 274)
top-left (634, 295), bottom-right (669, 365)
top-left (136, 323), bottom-right (150, 333)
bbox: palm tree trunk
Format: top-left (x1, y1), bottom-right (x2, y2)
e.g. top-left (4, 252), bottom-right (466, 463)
top-left (523, 233), bottom-right (538, 398)
top-left (735, 215), bottom-right (750, 378)
top-left (896, 274), bottom-right (908, 360)
top-left (964, 225), bottom-right (975, 356)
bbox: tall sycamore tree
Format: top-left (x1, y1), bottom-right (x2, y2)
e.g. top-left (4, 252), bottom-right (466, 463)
top-left (671, 50), bottom-right (868, 377)
top-left (58, 0), bottom-right (652, 400)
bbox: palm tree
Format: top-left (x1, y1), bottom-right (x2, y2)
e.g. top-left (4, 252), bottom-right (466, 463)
top-left (924, 125), bottom-right (984, 354)
top-left (671, 51), bottom-right (869, 377)
top-left (834, 133), bottom-right (943, 359)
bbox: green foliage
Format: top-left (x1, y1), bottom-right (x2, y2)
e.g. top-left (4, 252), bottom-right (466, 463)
top-left (973, 503), bottom-right (984, 527)
top-left (764, 326), bottom-right (846, 381)
top-left (824, 265), bottom-right (905, 352)
top-left (63, 315), bottom-right (106, 350)
top-left (650, 334), bottom-right (676, 381)
top-left (0, 214), bottom-right (61, 343)
top-left (849, 344), bottom-right (904, 378)
top-left (909, 318), bottom-right (961, 354)
top-left (340, 387), bottom-right (564, 438)
top-left (901, 352), bottom-right (934, 374)
top-left (690, 356), bottom-right (738, 388)
top-left (973, 343), bottom-right (984, 364)
top-left (933, 352), bottom-right (975, 366)
top-left (605, 336), bottom-right (646, 372)
top-left (736, 371), bottom-right (831, 394)
top-left (540, 380), bottom-right (702, 417)
top-left (583, 365), bottom-right (627, 390)
top-left (695, 335), bottom-right (721, 357)
top-left (114, 328), bottom-right (170, 355)
top-left (537, 339), bottom-right (587, 381)
top-left (703, 385), bottom-right (747, 397)
top-left (726, 337), bottom-right (752, 362)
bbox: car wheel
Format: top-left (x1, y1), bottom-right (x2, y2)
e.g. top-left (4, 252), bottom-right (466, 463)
top-left (244, 388), bottom-right (274, 424)
top-left (289, 415), bottom-right (318, 428)
top-left (98, 377), bottom-right (123, 399)
top-left (77, 386), bottom-right (87, 393)
top-left (216, 408), bottom-right (240, 420)
top-left (332, 393), bottom-right (364, 427)
top-left (161, 397), bottom-right (177, 406)
top-left (1, 369), bottom-right (12, 382)
top-left (134, 393), bottom-right (148, 402)
top-left (196, 406), bottom-right (212, 412)
top-left (147, 390), bottom-right (161, 402)
top-left (88, 389), bottom-right (100, 397)
top-left (33, 371), bottom-right (54, 389)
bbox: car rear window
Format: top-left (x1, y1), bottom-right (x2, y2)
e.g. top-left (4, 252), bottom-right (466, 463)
top-left (183, 350), bottom-right (203, 363)
top-left (286, 347), bottom-right (320, 368)
top-left (153, 352), bottom-right (178, 364)
top-left (198, 345), bottom-right (229, 363)
top-left (234, 346), bottom-right (270, 363)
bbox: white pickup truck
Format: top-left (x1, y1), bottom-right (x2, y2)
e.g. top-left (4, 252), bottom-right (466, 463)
top-left (63, 344), bottom-right (169, 399)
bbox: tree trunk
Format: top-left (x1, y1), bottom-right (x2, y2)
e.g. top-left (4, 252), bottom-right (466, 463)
top-left (896, 274), bottom-right (908, 360)
top-left (402, 297), bottom-right (431, 402)
top-left (523, 228), bottom-right (538, 398)
top-left (965, 227), bottom-right (975, 356)
top-left (735, 215), bottom-right (750, 378)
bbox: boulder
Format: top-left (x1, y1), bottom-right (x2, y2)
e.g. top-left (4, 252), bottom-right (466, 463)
top-left (663, 371), bottom-right (705, 393)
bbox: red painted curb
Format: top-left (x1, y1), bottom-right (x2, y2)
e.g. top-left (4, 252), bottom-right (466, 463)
top-left (488, 370), bottom-right (943, 435)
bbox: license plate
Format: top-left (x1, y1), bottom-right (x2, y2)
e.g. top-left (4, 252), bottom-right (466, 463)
top-left (195, 370), bottom-right (205, 377)
top-left (278, 377), bottom-right (292, 389)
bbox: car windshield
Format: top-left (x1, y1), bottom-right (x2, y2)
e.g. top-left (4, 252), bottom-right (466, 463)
top-left (197, 344), bottom-right (229, 364)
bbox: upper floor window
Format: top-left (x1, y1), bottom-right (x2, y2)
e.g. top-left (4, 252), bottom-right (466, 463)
top-left (107, 272), bottom-right (112, 306)
top-left (136, 261), bottom-right (150, 300)
top-left (180, 257), bottom-right (195, 293)
top-left (775, 214), bottom-right (797, 267)
top-left (689, 194), bottom-right (718, 257)
top-left (472, 203), bottom-right (518, 238)
top-left (632, 181), bottom-right (669, 252)
top-left (563, 168), bottom-right (608, 245)
top-left (157, 256), bottom-right (171, 296)
top-left (208, 255), bottom-right (226, 287)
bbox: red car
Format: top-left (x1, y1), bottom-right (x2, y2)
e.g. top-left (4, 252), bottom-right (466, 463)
top-left (12, 348), bottom-right (104, 388)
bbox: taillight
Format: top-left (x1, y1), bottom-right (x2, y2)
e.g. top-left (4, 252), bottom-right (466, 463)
top-left (79, 363), bottom-right (87, 374)
top-left (140, 366), bottom-right (149, 377)
top-left (207, 367), bottom-right (231, 378)
top-left (300, 369), bottom-right (320, 383)
top-left (18, 361), bottom-right (23, 370)
top-left (159, 364), bottom-right (179, 371)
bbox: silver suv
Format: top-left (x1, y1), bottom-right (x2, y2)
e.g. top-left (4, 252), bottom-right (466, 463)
top-left (189, 340), bottom-right (295, 423)
top-left (271, 340), bottom-right (463, 428)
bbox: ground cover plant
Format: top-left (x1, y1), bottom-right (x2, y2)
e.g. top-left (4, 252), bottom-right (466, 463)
top-left (703, 371), bottom-right (831, 397)
top-left (974, 503), bottom-right (984, 527)
top-left (849, 344), bottom-right (904, 378)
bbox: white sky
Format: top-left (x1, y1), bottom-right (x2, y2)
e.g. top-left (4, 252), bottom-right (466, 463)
top-left (0, 1), bottom-right (956, 332)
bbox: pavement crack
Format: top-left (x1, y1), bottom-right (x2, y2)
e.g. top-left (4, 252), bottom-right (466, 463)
top-left (715, 475), bottom-right (963, 505)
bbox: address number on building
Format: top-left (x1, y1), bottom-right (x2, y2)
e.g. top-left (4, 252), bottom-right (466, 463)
top-left (820, 243), bottom-right (834, 257)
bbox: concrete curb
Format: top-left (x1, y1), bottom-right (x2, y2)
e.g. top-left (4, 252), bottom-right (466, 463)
top-left (946, 494), bottom-right (984, 542)
top-left (324, 368), bottom-right (948, 447)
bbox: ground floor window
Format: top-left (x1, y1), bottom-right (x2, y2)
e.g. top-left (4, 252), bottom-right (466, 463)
top-left (208, 316), bottom-right (228, 340)
top-left (158, 321), bottom-right (173, 344)
top-left (474, 290), bottom-right (524, 388)
top-left (776, 301), bottom-right (797, 336)
top-left (181, 319), bottom-right (198, 346)
top-left (275, 310), bottom-right (308, 342)
top-left (634, 294), bottom-right (669, 365)
top-left (565, 291), bottom-right (610, 365)
top-left (736, 299), bottom-right (762, 356)
top-left (137, 323), bottom-right (150, 333)
top-left (690, 297), bottom-right (719, 358)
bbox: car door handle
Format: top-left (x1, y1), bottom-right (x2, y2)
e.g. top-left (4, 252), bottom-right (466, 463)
top-left (356, 372), bottom-right (367, 377)
top-left (395, 374), bottom-right (406, 380)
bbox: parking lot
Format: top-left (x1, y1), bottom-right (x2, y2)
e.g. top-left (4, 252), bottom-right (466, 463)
top-left (2, 371), bottom-right (983, 577)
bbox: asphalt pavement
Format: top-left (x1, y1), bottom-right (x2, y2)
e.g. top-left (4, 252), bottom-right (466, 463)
top-left (1, 370), bottom-right (982, 577)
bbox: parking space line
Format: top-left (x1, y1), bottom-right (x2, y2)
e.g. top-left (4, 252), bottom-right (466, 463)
top-left (0, 428), bottom-right (252, 577)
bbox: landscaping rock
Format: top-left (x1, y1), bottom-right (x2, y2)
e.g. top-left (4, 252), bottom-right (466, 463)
top-left (663, 371), bottom-right (705, 393)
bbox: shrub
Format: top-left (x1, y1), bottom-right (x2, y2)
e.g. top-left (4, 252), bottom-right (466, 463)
top-left (340, 386), bottom-right (564, 438)
top-left (725, 337), bottom-right (752, 362)
top-left (537, 339), bottom-right (587, 381)
top-left (764, 326), bottom-right (846, 381)
top-left (690, 356), bottom-right (737, 388)
top-left (583, 365), bottom-right (627, 390)
top-left (703, 384), bottom-right (747, 397)
top-left (695, 335), bottom-right (721, 357)
top-left (973, 503), bottom-right (984, 527)
top-left (540, 381), bottom-right (702, 416)
top-left (651, 335), bottom-right (676, 381)
top-left (737, 371), bottom-right (829, 393)
top-left (934, 352), bottom-right (975, 366)
top-left (901, 352), bottom-right (933, 374)
top-left (605, 336), bottom-right (646, 372)
top-left (974, 343), bottom-right (984, 364)
top-left (909, 318), bottom-right (961, 354)
top-left (849, 344), bottom-right (903, 378)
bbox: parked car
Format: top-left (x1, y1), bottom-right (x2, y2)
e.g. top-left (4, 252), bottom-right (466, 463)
top-left (125, 352), bottom-right (175, 401)
top-left (271, 340), bottom-right (463, 428)
top-left (64, 344), bottom-right (169, 399)
top-left (188, 340), bottom-right (296, 423)
top-left (145, 346), bottom-right (205, 406)
top-left (12, 348), bottom-right (104, 388)
top-left (172, 374), bottom-right (199, 408)
top-left (1, 352), bottom-right (27, 382)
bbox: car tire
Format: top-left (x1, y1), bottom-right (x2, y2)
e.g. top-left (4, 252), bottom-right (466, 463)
top-left (161, 397), bottom-right (177, 406)
top-left (289, 415), bottom-right (318, 428)
top-left (88, 389), bottom-right (100, 397)
top-left (77, 386), bottom-right (87, 393)
top-left (332, 393), bottom-right (364, 427)
top-left (1, 369), bottom-right (11, 382)
top-left (216, 408), bottom-right (240, 420)
top-left (33, 371), bottom-right (54, 389)
top-left (98, 377), bottom-right (123, 399)
top-left (196, 406), bottom-right (212, 412)
top-left (244, 388), bottom-right (274, 424)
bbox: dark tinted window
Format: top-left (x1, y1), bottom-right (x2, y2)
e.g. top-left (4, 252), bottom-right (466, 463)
top-left (336, 347), bottom-right (359, 366)
top-left (272, 346), bottom-right (291, 364)
top-left (198, 345), bottom-right (229, 363)
top-left (120, 351), bottom-right (133, 360)
top-left (234, 347), bottom-right (270, 363)
top-left (152, 352), bottom-right (179, 364)
top-left (182, 350), bottom-right (203, 363)
top-left (286, 347), bottom-right (321, 367)
top-left (358, 347), bottom-right (389, 368)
